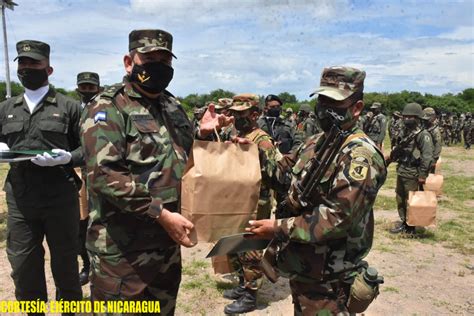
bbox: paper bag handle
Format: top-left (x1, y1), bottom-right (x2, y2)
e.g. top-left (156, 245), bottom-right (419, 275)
top-left (214, 127), bottom-right (222, 143)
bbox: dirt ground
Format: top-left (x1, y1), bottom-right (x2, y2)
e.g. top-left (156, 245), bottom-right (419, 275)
top-left (0, 147), bottom-right (473, 315)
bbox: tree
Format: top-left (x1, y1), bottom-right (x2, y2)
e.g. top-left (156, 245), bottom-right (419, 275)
top-left (277, 92), bottom-right (297, 104)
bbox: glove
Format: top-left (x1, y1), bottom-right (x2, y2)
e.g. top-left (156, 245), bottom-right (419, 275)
top-left (31, 149), bottom-right (72, 167)
top-left (0, 142), bottom-right (9, 151)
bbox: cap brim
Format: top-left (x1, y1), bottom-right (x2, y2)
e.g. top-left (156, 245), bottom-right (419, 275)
top-left (136, 46), bottom-right (177, 59)
top-left (77, 80), bottom-right (99, 85)
top-left (14, 52), bottom-right (46, 61)
top-left (229, 105), bottom-right (251, 111)
top-left (309, 87), bottom-right (353, 101)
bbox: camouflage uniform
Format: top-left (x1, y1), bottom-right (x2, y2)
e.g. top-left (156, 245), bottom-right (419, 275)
top-left (269, 67), bottom-right (387, 315)
top-left (391, 103), bottom-right (433, 234)
top-left (464, 113), bottom-right (473, 149)
top-left (76, 71), bottom-right (101, 286)
top-left (224, 94), bottom-right (280, 314)
top-left (80, 30), bottom-right (193, 315)
top-left (422, 107), bottom-right (442, 173)
top-left (365, 102), bottom-right (387, 148)
top-left (388, 111), bottom-right (402, 149)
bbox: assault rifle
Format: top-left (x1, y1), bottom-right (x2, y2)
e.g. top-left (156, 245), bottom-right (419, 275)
top-left (386, 130), bottom-right (421, 166)
top-left (262, 109), bottom-right (350, 282)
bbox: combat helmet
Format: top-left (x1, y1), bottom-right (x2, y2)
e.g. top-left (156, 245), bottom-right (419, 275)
top-left (299, 103), bottom-right (312, 113)
top-left (402, 102), bottom-right (423, 118)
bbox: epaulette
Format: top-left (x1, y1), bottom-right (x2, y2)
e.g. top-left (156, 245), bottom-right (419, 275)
top-left (101, 83), bottom-right (124, 99)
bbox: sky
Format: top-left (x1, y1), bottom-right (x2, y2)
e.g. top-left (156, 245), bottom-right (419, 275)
top-left (0, 0), bottom-right (473, 100)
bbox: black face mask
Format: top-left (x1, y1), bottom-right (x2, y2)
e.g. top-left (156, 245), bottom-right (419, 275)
top-left (234, 117), bottom-right (252, 133)
top-left (130, 62), bottom-right (174, 94)
top-left (267, 108), bottom-right (281, 118)
top-left (17, 68), bottom-right (48, 90)
top-left (77, 91), bottom-right (97, 104)
top-left (404, 118), bottom-right (418, 129)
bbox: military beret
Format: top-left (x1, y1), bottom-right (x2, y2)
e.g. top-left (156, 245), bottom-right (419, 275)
top-left (77, 72), bottom-right (100, 86)
top-left (310, 66), bottom-right (365, 101)
top-left (129, 29), bottom-right (176, 58)
top-left (14, 40), bottom-right (50, 61)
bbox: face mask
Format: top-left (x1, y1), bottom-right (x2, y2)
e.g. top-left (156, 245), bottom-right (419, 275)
top-left (130, 62), bottom-right (174, 94)
top-left (234, 117), bottom-right (252, 132)
top-left (404, 118), bottom-right (418, 129)
top-left (267, 108), bottom-right (281, 118)
top-left (17, 68), bottom-right (48, 90)
top-left (316, 104), bottom-right (354, 133)
top-left (77, 91), bottom-right (97, 104)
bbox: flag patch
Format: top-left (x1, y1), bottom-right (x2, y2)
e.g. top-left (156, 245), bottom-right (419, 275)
top-left (94, 111), bottom-right (107, 123)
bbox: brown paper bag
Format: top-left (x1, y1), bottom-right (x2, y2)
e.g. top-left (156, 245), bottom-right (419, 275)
top-left (212, 255), bottom-right (234, 274)
top-left (407, 191), bottom-right (437, 227)
top-left (181, 140), bottom-right (261, 242)
top-left (435, 156), bottom-right (442, 175)
top-left (424, 173), bottom-right (444, 197)
top-left (74, 167), bottom-right (89, 220)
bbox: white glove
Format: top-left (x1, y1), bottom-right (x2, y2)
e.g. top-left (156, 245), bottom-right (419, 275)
top-left (31, 149), bottom-right (72, 167)
top-left (0, 142), bottom-right (9, 151)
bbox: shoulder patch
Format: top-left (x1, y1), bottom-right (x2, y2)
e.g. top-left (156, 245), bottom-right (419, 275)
top-left (348, 159), bottom-right (369, 181)
top-left (94, 111), bottom-right (107, 123)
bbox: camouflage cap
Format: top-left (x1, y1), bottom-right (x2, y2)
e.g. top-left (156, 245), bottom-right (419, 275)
top-left (129, 29), bottom-right (176, 58)
top-left (229, 93), bottom-right (260, 111)
top-left (14, 40), bottom-right (50, 61)
top-left (393, 111), bottom-right (402, 118)
top-left (77, 72), bottom-right (100, 86)
top-left (215, 98), bottom-right (233, 110)
top-left (310, 66), bottom-right (365, 101)
top-left (285, 107), bottom-right (293, 113)
top-left (370, 102), bottom-right (382, 110)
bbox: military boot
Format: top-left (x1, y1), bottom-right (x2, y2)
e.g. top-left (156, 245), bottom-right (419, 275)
top-left (390, 222), bottom-right (407, 234)
top-left (223, 276), bottom-right (245, 300)
top-left (224, 289), bottom-right (257, 314)
top-left (404, 225), bottom-right (416, 235)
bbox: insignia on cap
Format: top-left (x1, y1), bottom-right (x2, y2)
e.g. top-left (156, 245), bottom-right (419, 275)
top-left (22, 44), bottom-right (31, 52)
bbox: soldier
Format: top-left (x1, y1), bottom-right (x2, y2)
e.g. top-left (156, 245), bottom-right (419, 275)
top-left (388, 111), bottom-right (402, 148)
top-left (80, 29), bottom-right (229, 313)
top-left (365, 102), bottom-right (387, 149)
top-left (284, 107), bottom-right (297, 129)
top-left (422, 107), bottom-right (442, 173)
top-left (76, 72), bottom-right (101, 107)
top-left (464, 112), bottom-right (473, 149)
top-left (0, 40), bottom-right (83, 306)
top-left (257, 94), bottom-right (298, 154)
top-left (297, 103), bottom-right (319, 139)
top-left (440, 113), bottom-right (451, 146)
top-left (388, 103), bottom-right (433, 234)
top-left (246, 66), bottom-right (387, 314)
top-left (223, 94), bottom-right (280, 314)
top-left (75, 71), bottom-right (101, 286)
top-left (451, 114), bottom-right (459, 145)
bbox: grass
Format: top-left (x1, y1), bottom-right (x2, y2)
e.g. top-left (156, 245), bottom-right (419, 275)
top-left (0, 164), bottom-right (8, 248)
top-left (382, 286), bottom-right (400, 293)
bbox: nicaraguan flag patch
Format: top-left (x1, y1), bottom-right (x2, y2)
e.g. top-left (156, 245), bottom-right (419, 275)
top-left (94, 111), bottom-right (107, 123)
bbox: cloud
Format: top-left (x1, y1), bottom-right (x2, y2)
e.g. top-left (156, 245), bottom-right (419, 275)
top-left (0, 0), bottom-right (472, 100)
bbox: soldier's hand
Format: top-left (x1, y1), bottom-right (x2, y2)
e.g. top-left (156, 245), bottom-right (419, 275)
top-left (418, 177), bottom-right (426, 185)
top-left (226, 136), bottom-right (251, 144)
top-left (157, 209), bottom-right (195, 247)
top-left (245, 219), bottom-right (276, 240)
top-left (199, 104), bottom-right (234, 138)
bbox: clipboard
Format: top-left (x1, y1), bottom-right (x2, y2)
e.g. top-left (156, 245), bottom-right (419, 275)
top-left (206, 233), bottom-right (271, 258)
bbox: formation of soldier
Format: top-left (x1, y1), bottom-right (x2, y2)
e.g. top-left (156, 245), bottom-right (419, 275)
top-left (0, 27), bottom-right (469, 316)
